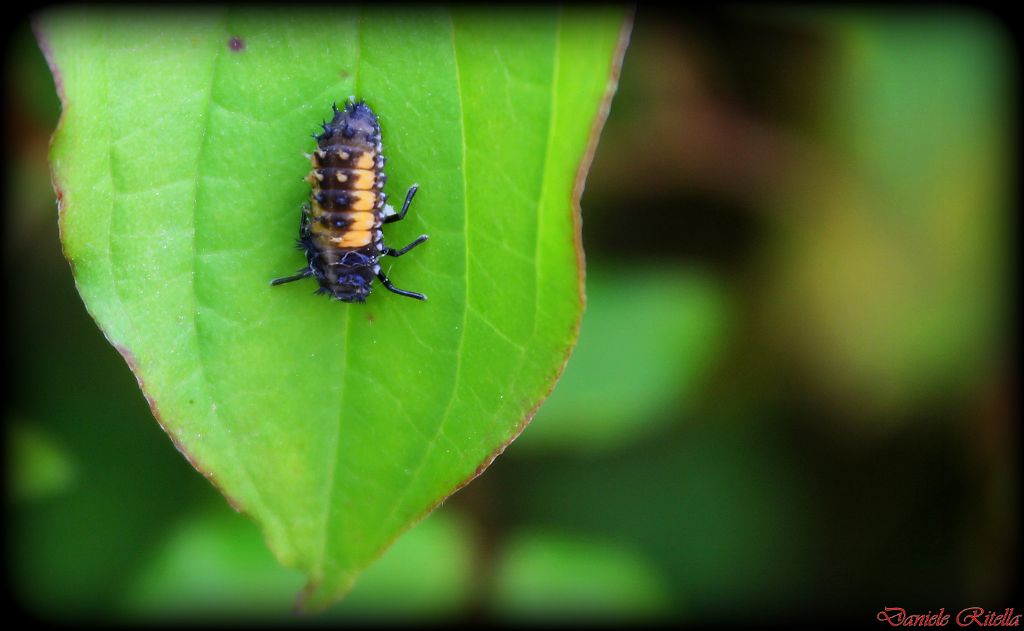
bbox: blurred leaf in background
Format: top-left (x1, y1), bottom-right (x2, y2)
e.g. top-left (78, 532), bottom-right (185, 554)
top-left (519, 265), bottom-right (731, 453)
top-left (500, 403), bottom-right (819, 620)
top-left (8, 422), bottom-right (76, 502)
top-left (757, 8), bottom-right (1012, 422)
top-left (120, 506), bottom-right (474, 622)
top-left (491, 529), bottom-right (672, 622)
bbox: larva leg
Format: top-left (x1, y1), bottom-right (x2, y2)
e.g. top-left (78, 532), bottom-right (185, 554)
top-left (384, 235), bottom-right (428, 257)
top-left (376, 271), bottom-right (426, 301)
top-left (383, 184), bottom-right (418, 224)
top-left (270, 268), bottom-right (313, 286)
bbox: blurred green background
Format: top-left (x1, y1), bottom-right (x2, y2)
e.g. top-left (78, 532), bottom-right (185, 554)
top-left (5, 6), bottom-right (1017, 624)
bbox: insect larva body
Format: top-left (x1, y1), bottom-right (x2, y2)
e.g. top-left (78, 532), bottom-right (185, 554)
top-left (271, 99), bottom-right (428, 302)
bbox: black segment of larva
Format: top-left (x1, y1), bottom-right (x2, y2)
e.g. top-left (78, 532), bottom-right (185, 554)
top-left (270, 99), bottom-right (429, 303)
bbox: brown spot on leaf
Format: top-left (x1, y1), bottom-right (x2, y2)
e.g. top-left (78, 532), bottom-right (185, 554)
top-left (228, 36), bottom-right (245, 52)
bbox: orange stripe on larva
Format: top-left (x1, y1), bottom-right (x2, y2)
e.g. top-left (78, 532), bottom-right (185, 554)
top-left (350, 169), bottom-right (375, 190)
top-left (346, 211), bottom-right (376, 231)
top-left (355, 152), bottom-right (376, 169)
top-left (349, 190), bottom-right (377, 211)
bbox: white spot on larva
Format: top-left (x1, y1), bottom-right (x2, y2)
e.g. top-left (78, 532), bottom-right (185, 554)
top-left (336, 172), bottom-right (348, 183)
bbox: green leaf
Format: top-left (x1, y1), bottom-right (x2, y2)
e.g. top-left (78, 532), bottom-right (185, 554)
top-left (37, 7), bottom-right (628, 609)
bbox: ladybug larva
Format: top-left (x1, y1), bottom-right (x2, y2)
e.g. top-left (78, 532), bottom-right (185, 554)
top-left (271, 99), bottom-right (428, 302)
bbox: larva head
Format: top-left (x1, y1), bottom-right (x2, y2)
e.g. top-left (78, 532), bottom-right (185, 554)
top-left (317, 99), bottom-right (380, 149)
